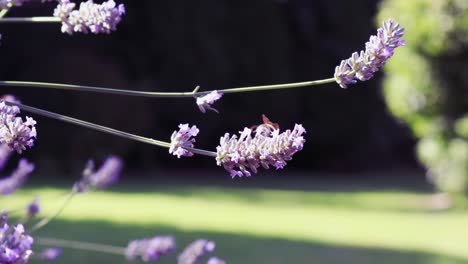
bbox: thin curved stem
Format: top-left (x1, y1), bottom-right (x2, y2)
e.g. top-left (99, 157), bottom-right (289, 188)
top-left (0, 16), bottom-right (60, 23)
top-left (220, 78), bottom-right (336, 93)
top-left (4, 101), bottom-right (217, 157)
top-left (36, 237), bottom-right (125, 255)
top-left (30, 192), bottom-right (75, 233)
top-left (0, 78), bottom-right (336, 98)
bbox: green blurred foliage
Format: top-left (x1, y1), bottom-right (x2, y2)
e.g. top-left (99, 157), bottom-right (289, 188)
top-left (378, 0), bottom-right (468, 194)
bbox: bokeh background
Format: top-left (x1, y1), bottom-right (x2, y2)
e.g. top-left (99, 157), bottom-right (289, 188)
top-left (1, 0), bottom-right (468, 263)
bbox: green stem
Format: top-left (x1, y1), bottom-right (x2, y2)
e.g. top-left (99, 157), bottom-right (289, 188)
top-left (0, 17), bottom-right (60, 23)
top-left (36, 237), bottom-right (125, 255)
top-left (220, 78), bottom-right (336, 93)
top-left (0, 78), bottom-right (336, 98)
top-left (30, 192), bottom-right (75, 233)
top-left (0, 9), bottom-right (10, 19)
top-left (4, 101), bottom-right (217, 157)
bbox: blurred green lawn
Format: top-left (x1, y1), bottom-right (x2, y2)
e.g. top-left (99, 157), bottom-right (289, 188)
top-left (3, 177), bottom-right (468, 264)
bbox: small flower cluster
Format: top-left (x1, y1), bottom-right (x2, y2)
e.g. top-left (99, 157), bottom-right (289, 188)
top-left (0, 101), bottom-right (37, 154)
top-left (178, 239), bottom-right (217, 264)
top-left (196, 91), bottom-right (223, 114)
top-left (125, 236), bottom-right (176, 262)
top-left (0, 159), bottom-right (35, 195)
top-left (0, 215), bottom-right (34, 264)
top-left (169, 124), bottom-right (199, 158)
top-left (73, 155), bottom-right (123, 193)
top-left (53, 0), bottom-right (125, 35)
top-left (334, 19), bottom-right (405, 88)
top-left (216, 116), bottom-right (306, 177)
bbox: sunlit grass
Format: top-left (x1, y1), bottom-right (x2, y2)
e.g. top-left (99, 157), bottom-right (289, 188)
top-left (3, 184), bottom-right (468, 263)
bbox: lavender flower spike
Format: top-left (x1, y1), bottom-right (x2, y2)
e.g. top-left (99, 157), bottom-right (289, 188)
top-left (0, 217), bottom-right (34, 264)
top-left (196, 91), bottom-right (223, 114)
top-left (178, 239), bottom-right (216, 264)
top-left (0, 144), bottom-right (12, 172)
top-left (216, 115), bottom-right (306, 178)
top-left (54, 0), bottom-right (125, 35)
top-left (0, 101), bottom-right (37, 154)
top-left (125, 236), bottom-right (176, 262)
top-left (40, 247), bottom-right (62, 261)
top-left (0, 159), bottom-right (35, 196)
top-left (73, 155), bottom-right (123, 193)
top-left (334, 19), bottom-right (405, 88)
top-left (169, 124), bottom-right (199, 158)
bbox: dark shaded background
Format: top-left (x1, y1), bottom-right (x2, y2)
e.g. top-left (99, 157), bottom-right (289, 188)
top-left (0, 0), bottom-right (419, 176)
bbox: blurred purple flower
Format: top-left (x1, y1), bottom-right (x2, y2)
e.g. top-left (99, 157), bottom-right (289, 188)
top-left (0, 101), bottom-right (37, 154)
top-left (26, 197), bottom-right (41, 218)
top-left (40, 247), bottom-right (61, 261)
top-left (26, 197), bottom-right (40, 218)
top-left (207, 257), bottom-right (226, 264)
top-left (0, 144), bottom-right (13, 171)
top-left (125, 235), bottom-right (175, 262)
top-left (216, 116), bottom-right (306, 178)
top-left (178, 239), bottom-right (215, 264)
top-left (334, 19), bottom-right (405, 88)
top-left (169, 124), bottom-right (199, 158)
top-left (196, 91), bottom-right (223, 114)
top-left (0, 159), bottom-right (34, 196)
top-left (0, 0), bottom-right (28, 10)
top-left (54, 0), bottom-right (125, 35)
top-left (0, 217), bottom-right (34, 264)
top-left (73, 155), bottom-right (123, 193)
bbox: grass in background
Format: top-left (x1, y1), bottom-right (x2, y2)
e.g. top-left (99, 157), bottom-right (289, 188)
top-left (3, 181), bottom-right (468, 264)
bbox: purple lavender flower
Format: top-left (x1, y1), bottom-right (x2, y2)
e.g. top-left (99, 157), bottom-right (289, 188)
top-left (0, 0), bottom-right (28, 10)
top-left (195, 91), bottom-right (223, 114)
top-left (40, 247), bottom-right (61, 261)
top-left (73, 155), bottom-right (123, 193)
top-left (0, 159), bottom-right (34, 196)
top-left (0, 101), bottom-right (37, 154)
top-left (178, 239), bottom-right (215, 264)
top-left (54, 0), bottom-right (125, 35)
top-left (125, 236), bottom-right (176, 262)
top-left (0, 144), bottom-right (12, 172)
top-left (207, 257), bottom-right (226, 264)
top-left (334, 19), bottom-right (405, 88)
top-left (0, 217), bottom-right (34, 264)
top-left (169, 124), bottom-right (199, 158)
top-left (26, 197), bottom-right (40, 218)
top-left (216, 116), bottom-right (306, 178)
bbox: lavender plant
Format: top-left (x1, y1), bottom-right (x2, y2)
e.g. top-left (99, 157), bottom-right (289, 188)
top-left (0, 1), bottom-right (406, 262)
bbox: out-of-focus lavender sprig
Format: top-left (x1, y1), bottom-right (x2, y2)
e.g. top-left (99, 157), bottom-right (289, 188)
top-left (0, 101), bottom-right (37, 154)
top-left (39, 247), bottom-right (61, 261)
top-left (216, 115), bottom-right (306, 178)
top-left (178, 239), bottom-right (215, 264)
top-left (125, 235), bottom-right (176, 262)
top-left (195, 91), bottom-right (223, 114)
top-left (207, 256), bottom-right (226, 264)
top-left (0, 144), bottom-right (12, 171)
top-left (0, 0), bottom-right (27, 10)
top-left (26, 197), bottom-right (40, 218)
top-left (53, 0), bottom-right (125, 34)
top-left (169, 124), bottom-right (199, 158)
top-left (0, 215), bottom-right (34, 264)
top-left (73, 155), bottom-right (123, 193)
top-left (0, 158), bottom-right (34, 195)
top-left (334, 19), bottom-right (405, 88)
